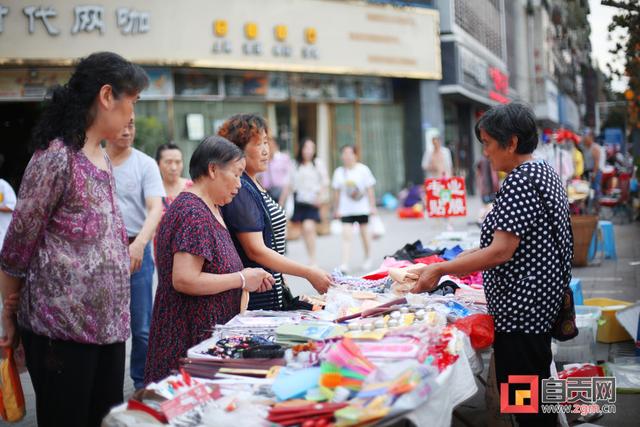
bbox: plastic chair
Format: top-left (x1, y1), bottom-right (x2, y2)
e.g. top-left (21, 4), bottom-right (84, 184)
top-left (569, 278), bottom-right (584, 305)
top-left (588, 220), bottom-right (617, 260)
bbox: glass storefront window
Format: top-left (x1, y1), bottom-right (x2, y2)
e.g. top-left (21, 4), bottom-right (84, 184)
top-left (337, 79), bottom-right (357, 100)
top-left (358, 78), bottom-right (392, 101)
top-left (224, 73), bottom-right (268, 98)
top-left (267, 73), bottom-right (290, 100)
top-left (174, 69), bottom-right (220, 97)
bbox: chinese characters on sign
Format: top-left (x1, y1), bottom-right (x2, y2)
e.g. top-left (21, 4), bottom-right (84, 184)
top-left (424, 177), bottom-right (467, 218)
top-left (500, 375), bottom-right (617, 416)
top-left (0, 5), bottom-right (150, 36)
top-left (212, 18), bottom-right (318, 60)
top-left (489, 66), bottom-right (509, 104)
top-left (23, 6), bottom-right (59, 35)
top-left (72, 6), bottom-right (104, 34)
top-left (116, 8), bottom-right (149, 35)
top-left (0, 5), bottom-right (8, 33)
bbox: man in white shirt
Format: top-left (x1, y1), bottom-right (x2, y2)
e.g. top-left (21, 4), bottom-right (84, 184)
top-left (0, 155), bottom-right (17, 247)
top-left (106, 113), bottom-right (165, 390)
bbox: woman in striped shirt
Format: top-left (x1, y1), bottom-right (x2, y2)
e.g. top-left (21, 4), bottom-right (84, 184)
top-left (220, 114), bottom-right (332, 310)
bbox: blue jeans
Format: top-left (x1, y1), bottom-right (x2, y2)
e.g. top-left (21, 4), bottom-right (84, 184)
top-left (129, 243), bottom-right (154, 390)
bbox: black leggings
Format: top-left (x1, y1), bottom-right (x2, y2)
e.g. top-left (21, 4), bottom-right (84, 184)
top-left (21, 328), bottom-right (125, 427)
top-left (493, 332), bottom-right (557, 427)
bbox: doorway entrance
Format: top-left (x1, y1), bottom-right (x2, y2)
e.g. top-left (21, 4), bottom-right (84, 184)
top-left (0, 102), bottom-right (41, 190)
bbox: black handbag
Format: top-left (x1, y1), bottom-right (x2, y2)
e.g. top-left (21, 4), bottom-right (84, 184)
top-left (524, 169), bottom-right (578, 342)
top-left (551, 287), bottom-right (578, 341)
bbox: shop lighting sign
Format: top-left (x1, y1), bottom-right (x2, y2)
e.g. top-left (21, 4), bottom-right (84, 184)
top-left (212, 19), bottom-right (316, 60)
top-left (489, 67), bottom-right (509, 104)
top-left (500, 375), bottom-right (617, 415)
top-left (424, 177), bottom-right (467, 218)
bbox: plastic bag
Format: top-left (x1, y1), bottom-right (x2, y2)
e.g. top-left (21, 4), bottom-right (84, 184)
top-left (0, 347), bottom-right (25, 422)
top-left (453, 314), bottom-right (495, 350)
top-left (369, 215), bottom-right (385, 239)
top-left (330, 219), bottom-right (342, 235)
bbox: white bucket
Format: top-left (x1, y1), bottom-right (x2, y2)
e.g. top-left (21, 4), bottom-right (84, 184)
top-left (554, 305), bottom-right (602, 363)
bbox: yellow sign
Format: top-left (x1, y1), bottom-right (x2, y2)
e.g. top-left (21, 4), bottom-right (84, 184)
top-left (305, 27), bottom-right (317, 44)
top-left (244, 22), bottom-right (258, 40)
top-left (274, 24), bottom-right (287, 42)
top-left (214, 19), bottom-right (228, 37)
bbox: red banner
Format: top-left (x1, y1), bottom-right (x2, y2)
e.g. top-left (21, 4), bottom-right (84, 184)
top-left (424, 177), bottom-right (467, 218)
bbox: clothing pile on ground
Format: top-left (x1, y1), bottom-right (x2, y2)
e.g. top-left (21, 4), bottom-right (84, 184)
top-left (103, 235), bottom-right (491, 427)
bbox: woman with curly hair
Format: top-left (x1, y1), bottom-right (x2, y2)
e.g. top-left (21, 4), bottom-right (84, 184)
top-left (0, 52), bottom-right (148, 427)
top-left (219, 114), bottom-right (332, 310)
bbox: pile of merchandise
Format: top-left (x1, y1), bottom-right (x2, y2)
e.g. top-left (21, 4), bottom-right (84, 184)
top-left (104, 236), bottom-right (492, 427)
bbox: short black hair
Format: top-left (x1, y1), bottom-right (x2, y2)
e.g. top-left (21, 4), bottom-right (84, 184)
top-left (189, 135), bottom-right (244, 180)
top-left (341, 144), bottom-right (357, 155)
top-left (474, 103), bottom-right (538, 154)
top-left (155, 142), bottom-right (181, 162)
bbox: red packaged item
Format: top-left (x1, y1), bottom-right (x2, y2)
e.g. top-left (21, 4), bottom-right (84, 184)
top-left (268, 402), bottom-right (348, 426)
top-left (397, 206), bottom-right (425, 219)
top-left (454, 314), bottom-right (495, 350)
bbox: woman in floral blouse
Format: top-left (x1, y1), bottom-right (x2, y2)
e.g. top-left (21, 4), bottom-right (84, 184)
top-left (0, 52), bottom-right (148, 427)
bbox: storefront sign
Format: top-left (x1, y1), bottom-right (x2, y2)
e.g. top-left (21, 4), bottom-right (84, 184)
top-left (460, 47), bottom-right (488, 89)
top-left (0, 68), bottom-right (71, 99)
top-left (0, 0), bottom-right (440, 80)
top-left (454, 45), bottom-right (509, 105)
top-left (488, 67), bottom-right (509, 104)
top-left (424, 177), bottom-right (467, 218)
top-left (1, 3), bottom-right (150, 36)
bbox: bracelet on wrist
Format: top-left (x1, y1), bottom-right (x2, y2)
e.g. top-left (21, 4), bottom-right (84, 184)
top-left (238, 271), bottom-right (246, 290)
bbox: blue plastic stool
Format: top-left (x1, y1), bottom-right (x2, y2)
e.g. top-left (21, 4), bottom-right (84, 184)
top-left (570, 278), bottom-right (583, 305)
top-left (588, 220), bottom-right (617, 260)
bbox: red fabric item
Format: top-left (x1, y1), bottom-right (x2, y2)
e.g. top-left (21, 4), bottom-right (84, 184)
top-left (557, 364), bottom-right (605, 379)
top-left (454, 314), bottom-right (495, 350)
top-left (457, 271), bottom-right (483, 285)
top-left (362, 271), bottom-right (389, 280)
top-left (412, 255), bottom-right (445, 265)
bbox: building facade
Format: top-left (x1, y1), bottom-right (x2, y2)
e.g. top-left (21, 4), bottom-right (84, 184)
top-left (436, 0), bottom-right (511, 193)
top-left (0, 0), bottom-right (442, 196)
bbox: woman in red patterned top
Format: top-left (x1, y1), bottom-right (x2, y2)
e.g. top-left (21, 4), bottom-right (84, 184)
top-left (144, 136), bottom-right (274, 384)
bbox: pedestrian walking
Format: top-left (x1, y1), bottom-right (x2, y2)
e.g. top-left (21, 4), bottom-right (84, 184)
top-left (332, 145), bottom-right (377, 273)
top-left (279, 138), bottom-right (329, 266)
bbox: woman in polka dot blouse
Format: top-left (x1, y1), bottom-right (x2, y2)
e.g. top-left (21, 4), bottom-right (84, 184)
top-left (411, 103), bottom-right (572, 427)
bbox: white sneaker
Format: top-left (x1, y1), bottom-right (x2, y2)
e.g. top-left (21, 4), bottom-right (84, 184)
top-left (361, 258), bottom-right (373, 272)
